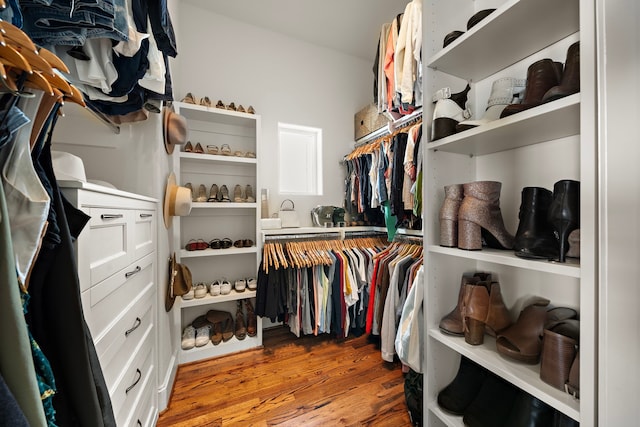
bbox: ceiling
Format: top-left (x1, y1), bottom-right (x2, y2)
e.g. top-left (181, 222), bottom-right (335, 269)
top-left (182, 0), bottom-right (410, 61)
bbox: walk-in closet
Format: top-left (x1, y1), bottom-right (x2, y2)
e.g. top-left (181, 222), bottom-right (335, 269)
top-left (0, 0), bottom-right (637, 426)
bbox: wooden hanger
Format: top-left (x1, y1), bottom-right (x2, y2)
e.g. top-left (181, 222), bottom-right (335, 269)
top-left (38, 47), bottom-right (70, 73)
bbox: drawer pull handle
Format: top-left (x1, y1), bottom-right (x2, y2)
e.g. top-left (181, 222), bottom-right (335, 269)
top-left (125, 266), bottom-right (142, 278)
top-left (139, 213), bottom-right (153, 218)
top-left (100, 213), bottom-right (124, 219)
top-left (137, 421), bottom-right (142, 427)
top-left (126, 369), bottom-right (142, 394)
top-left (125, 317), bottom-right (142, 337)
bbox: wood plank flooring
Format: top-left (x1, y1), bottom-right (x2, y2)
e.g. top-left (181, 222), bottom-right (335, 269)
top-left (157, 326), bottom-right (413, 427)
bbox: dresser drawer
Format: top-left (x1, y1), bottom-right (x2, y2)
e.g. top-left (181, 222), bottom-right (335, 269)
top-left (111, 327), bottom-right (154, 426)
top-left (83, 253), bottom-right (154, 340)
top-left (123, 363), bottom-right (157, 427)
top-left (133, 209), bottom-right (156, 261)
top-left (87, 207), bottom-right (131, 287)
top-left (95, 284), bottom-right (154, 388)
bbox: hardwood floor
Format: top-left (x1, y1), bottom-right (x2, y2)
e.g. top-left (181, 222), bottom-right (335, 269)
top-left (157, 326), bottom-right (413, 427)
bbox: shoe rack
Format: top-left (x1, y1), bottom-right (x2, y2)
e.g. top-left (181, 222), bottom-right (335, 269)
top-left (171, 102), bottom-right (262, 364)
top-left (423, 0), bottom-right (595, 426)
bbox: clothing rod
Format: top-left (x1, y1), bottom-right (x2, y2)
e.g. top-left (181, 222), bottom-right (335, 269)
top-left (344, 230), bottom-right (387, 238)
top-left (85, 104), bottom-right (121, 134)
top-left (353, 107), bottom-right (422, 147)
top-left (264, 232), bottom-right (341, 242)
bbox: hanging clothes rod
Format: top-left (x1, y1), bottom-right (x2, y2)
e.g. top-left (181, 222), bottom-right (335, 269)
top-left (344, 230), bottom-right (388, 238)
top-left (392, 234), bottom-right (423, 244)
top-left (264, 232), bottom-right (342, 242)
top-left (354, 107), bottom-right (422, 147)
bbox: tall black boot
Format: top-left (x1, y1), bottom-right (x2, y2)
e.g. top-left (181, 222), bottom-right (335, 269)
top-left (548, 180), bottom-right (580, 262)
top-left (437, 356), bottom-right (487, 415)
top-left (514, 187), bottom-right (559, 260)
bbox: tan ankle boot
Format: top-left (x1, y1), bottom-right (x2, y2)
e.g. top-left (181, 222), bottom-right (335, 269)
top-left (462, 280), bottom-right (511, 345)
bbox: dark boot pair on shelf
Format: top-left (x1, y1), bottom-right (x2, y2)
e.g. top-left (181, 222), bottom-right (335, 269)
top-left (235, 299), bottom-right (257, 340)
top-left (439, 181), bottom-right (514, 251)
top-left (514, 180), bottom-right (580, 263)
top-left (437, 356), bottom-right (579, 427)
top-left (431, 41), bottom-right (579, 140)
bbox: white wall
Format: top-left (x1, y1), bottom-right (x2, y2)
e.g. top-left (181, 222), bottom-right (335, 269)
top-left (50, 0), bottom-right (379, 411)
top-left (174, 4), bottom-right (375, 224)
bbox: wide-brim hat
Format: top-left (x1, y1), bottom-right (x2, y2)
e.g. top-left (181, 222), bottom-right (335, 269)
top-left (51, 151), bottom-right (87, 182)
top-left (165, 253), bottom-right (177, 311)
top-left (163, 172), bottom-right (192, 228)
top-left (165, 252), bottom-right (193, 311)
top-left (163, 106), bottom-right (188, 154)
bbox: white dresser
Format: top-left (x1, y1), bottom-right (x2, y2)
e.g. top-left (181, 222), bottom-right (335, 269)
top-left (60, 181), bottom-right (159, 427)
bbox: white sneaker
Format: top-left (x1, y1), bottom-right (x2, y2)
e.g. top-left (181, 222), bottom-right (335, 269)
top-left (220, 279), bottom-right (232, 295)
top-left (247, 277), bottom-right (257, 291)
top-left (234, 278), bottom-right (246, 292)
top-left (182, 288), bottom-right (195, 301)
top-left (181, 325), bottom-right (196, 350)
top-left (194, 283), bottom-right (207, 298)
top-left (195, 325), bottom-right (211, 347)
top-left (210, 281), bottom-right (221, 296)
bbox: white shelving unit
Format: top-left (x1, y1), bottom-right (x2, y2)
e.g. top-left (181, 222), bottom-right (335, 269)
top-left (171, 102), bottom-right (263, 363)
top-left (424, 0), bottom-right (595, 426)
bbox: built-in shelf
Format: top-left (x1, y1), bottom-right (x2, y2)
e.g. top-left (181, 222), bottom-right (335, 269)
top-left (180, 247), bottom-right (258, 259)
top-left (429, 329), bottom-right (580, 422)
top-left (179, 335), bottom-right (263, 364)
top-left (428, 402), bottom-right (463, 427)
top-left (179, 152), bottom-right (257, 164)
top-left (428, 245), bottom-right (580, 278)
top-left (427, 0), bottom-right (579, 81)
top-left (427, 94), bottom-right (580, 156)
top-left (180, 290), bottom-right (257, 308)
top-left (173, 101), bottom-right (259, 126)
top-left (191, 202), bottom-right (258, 209)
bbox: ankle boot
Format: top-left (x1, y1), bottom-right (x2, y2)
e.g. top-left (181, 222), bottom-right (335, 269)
top-left (245, 299), bottom-right (257, 337)
top-left (235, 300), bottom-right (247, 340)
top-left (458, 181), bottom-right (515, 250)
top-left (437, 356), bottom-right (488, 415)
top-left (548, 179), bottom-right (580, 262)
top-left (505, 390), bottom-right (555, 427)
top-left (439, 184), bottom-right (464, 247)
top-left (462, 280), bottom-right (511, 345)
top-left (439, 273), bottom-right (490, 335)
top-left (552, 411), bottom-right (579, 427)
top-left (514, 187), bottom-right (559, 260)
top-left (457, 77), bottom-right (526, 132)
top-left (431, 84), bottom-right (471, 141)
top-left (543, 41), bottom-right (580, 102)
top-left (462, 373), bottom-right (518, 427)
top-left (501, 58), bottom-right (563, 118)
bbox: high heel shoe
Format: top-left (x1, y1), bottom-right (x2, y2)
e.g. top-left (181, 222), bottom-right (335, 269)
top-left (439, 273), bottom-right (489, 336)
top-left (458, 181), bottom-right (515, 250)
top-left (540, 318), bottom-right (579, 391)
top-left (513, 186), bottom-right (559, 260)
top-left (439, 184), bottom-right (464, 247)
top-left (548, 179), bottom-right (580, 262)
top-left (431, 84), bottom-right (471, 141)
top-left (543, 41), bottom-right (580, 102)
top-left (207, 184), bottom-right (219, 202)
top-left (461, 278), bottom-right (511, 345)
top-left (219, 185), bottom-right (231, 202)
top-left (501, 58), bottom-right (563, 117)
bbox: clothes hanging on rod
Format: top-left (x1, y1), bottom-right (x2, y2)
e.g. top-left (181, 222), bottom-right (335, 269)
top-left (343, 121), bottom-right (422, 240)
top-left (0, 23), bottom-right (115, 427)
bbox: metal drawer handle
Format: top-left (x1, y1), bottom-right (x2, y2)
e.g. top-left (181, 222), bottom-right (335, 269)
top-left (100, 213), bottom-right (124, 219)
top-left (125, 317), bottom-right (142, 337)
top-left (125, 266), bottom-right (142, 278)
top-left (139, 213), bottom-right (153, 218)
top-left (125, 369), bottom-right (142, 394)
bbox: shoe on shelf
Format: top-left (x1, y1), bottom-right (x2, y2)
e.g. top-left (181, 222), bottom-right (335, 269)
top-left (443, 30), bottom-right (464, 48)
top-left (466, 9), bottom-right (495, 29)
top-left (181, 325), bottom-right (196, 350)
top-left (194, 283), bottom-right (207, 298)
top-left (181, 92), bottom-right (196, 104)
top-left (548, 179), bottom-right (580, 263)
top-left (246, 299), bottom-right (257, 337)
top-left (181, 288), bottom-right (195, 300)
top-left (245, 185), bottom-right (255, 203)
top-left (194, 142), bottom-right (205, 154)
top-left (221, 312), bottom-right (234, 341)
top-left (234, 278), bottom-right (247, 292)
top-left (237, 105), bottom-right (246, 113)
top-left (195, 184), bottom-right (208, 202)
top-left (437, 355), bottom-right (487, 415)
top-left (210, 280), bottom-right (221, 296)
top-left (247, 106), bottom-right (255, 114)
top-left (192, 315), bottom-right (211, 329)
top-left (220, 279), bottom-right (232, 294)
top-left (513, 187), bottom-right (559, 260)
top-left (184, 182), bottom-right (194, 201)
top-left (245, 151), bottom-right (256, 158)
top-left (184, 141), bottom-right (194, 152)
top-left (209, 238), bottom-right (221, 249)
top-left (501, 58), bottom-right (563, 118)
top-left (431, 84), bottom-right (471, 141)
top-left (233, 184), bottom-right (245, 202)
top-left (539, 318), bottom-right (580, 391)
top-left (215, 100), bottom-right (225, 109)
top-left (208, 184), bottom-right (219, 202)
top-left (439, 273), bottom-right (485, 336)
top-left (243, 239), bottom-right (254, 247)
top-left (227, 102), bottom-right (236, 111)
top-left (542, 41), bottom-right (580, 103)
top-left (438, 184), bottom-right (464, 247)
top-left (185, 239), bottom-right (208, 251)
top-left (235, 300), bottom-right (247, 340)
top-left (461, 278), bottom-right (511, 345)
top-left (194, 325), bottom-right (211, 347)
top-left (200, 96), bottom-right (212, 107)
top-left (219, 185), bottom-right (231, 202)
top-left (220, 143), bottom-right (232, 156)
top-left (211, 322), bottom-right (223, 345)
top-left (247, 277), bottom-right (257, 291)
top-left (233, 239), bottom-right (244, 248)
top-left (206, 145), bottom-right (219, 155)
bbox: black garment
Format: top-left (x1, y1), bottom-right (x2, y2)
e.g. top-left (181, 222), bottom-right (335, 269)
top-left (390, 132), bottom-right (408, 217)
top-left (255, 261), bottom-right (269, 317)
top-left (330, 252), bottom-right (344, 338)
top-left (0, 372), bottom-right (29, 427)
top-left (27, 118), bottom-right (116, 427)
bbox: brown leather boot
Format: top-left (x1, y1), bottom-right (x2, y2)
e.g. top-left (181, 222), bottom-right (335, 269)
top-left (439, 184), bottom-right (464, 247)
top-left (245, 299), bottom-right (257, 337)
top-left (440, 273), bottom-right (491, 335)
top-left (235, 300), bottom-right (247, 340)
top-left (462, 279), bottom-right (511, 345)
top-left (543, 41), bottom-right (580, 102)
top-left (500, 58), bottom-right (563, 117)
top-left (458, 181), bottom-right (515, 250)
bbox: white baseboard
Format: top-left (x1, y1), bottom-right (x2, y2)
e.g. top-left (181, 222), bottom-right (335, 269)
top-left (157, 351), bottom-right (178, 411)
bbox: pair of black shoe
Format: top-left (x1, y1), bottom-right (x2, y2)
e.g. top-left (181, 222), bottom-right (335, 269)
top-left (437, 356), bottom-right (578, 426)
top-left (513, 180), bottom-right (580, 263)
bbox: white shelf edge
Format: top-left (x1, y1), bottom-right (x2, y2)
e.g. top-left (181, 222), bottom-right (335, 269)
top-left (427, 402), bottom-right (463, 427)
top-left (174, 101), bottom-right (261, 120)
top-left (427, 94), bottom-right (580, 156)
top-left (180, 247), bottom-right (258, 259)
top-left (191, 202), bottom-right (258, 209)
top-left (179, 290), bottom-right (257, 308)
top-left (179, 335), bottom-right (263, 365)
top-left (178, 151), bottom-right (257, 164)
top-left (428, 329), bottom-right (580, 421)
top-left (427, 245), bottom-right (580, 278)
